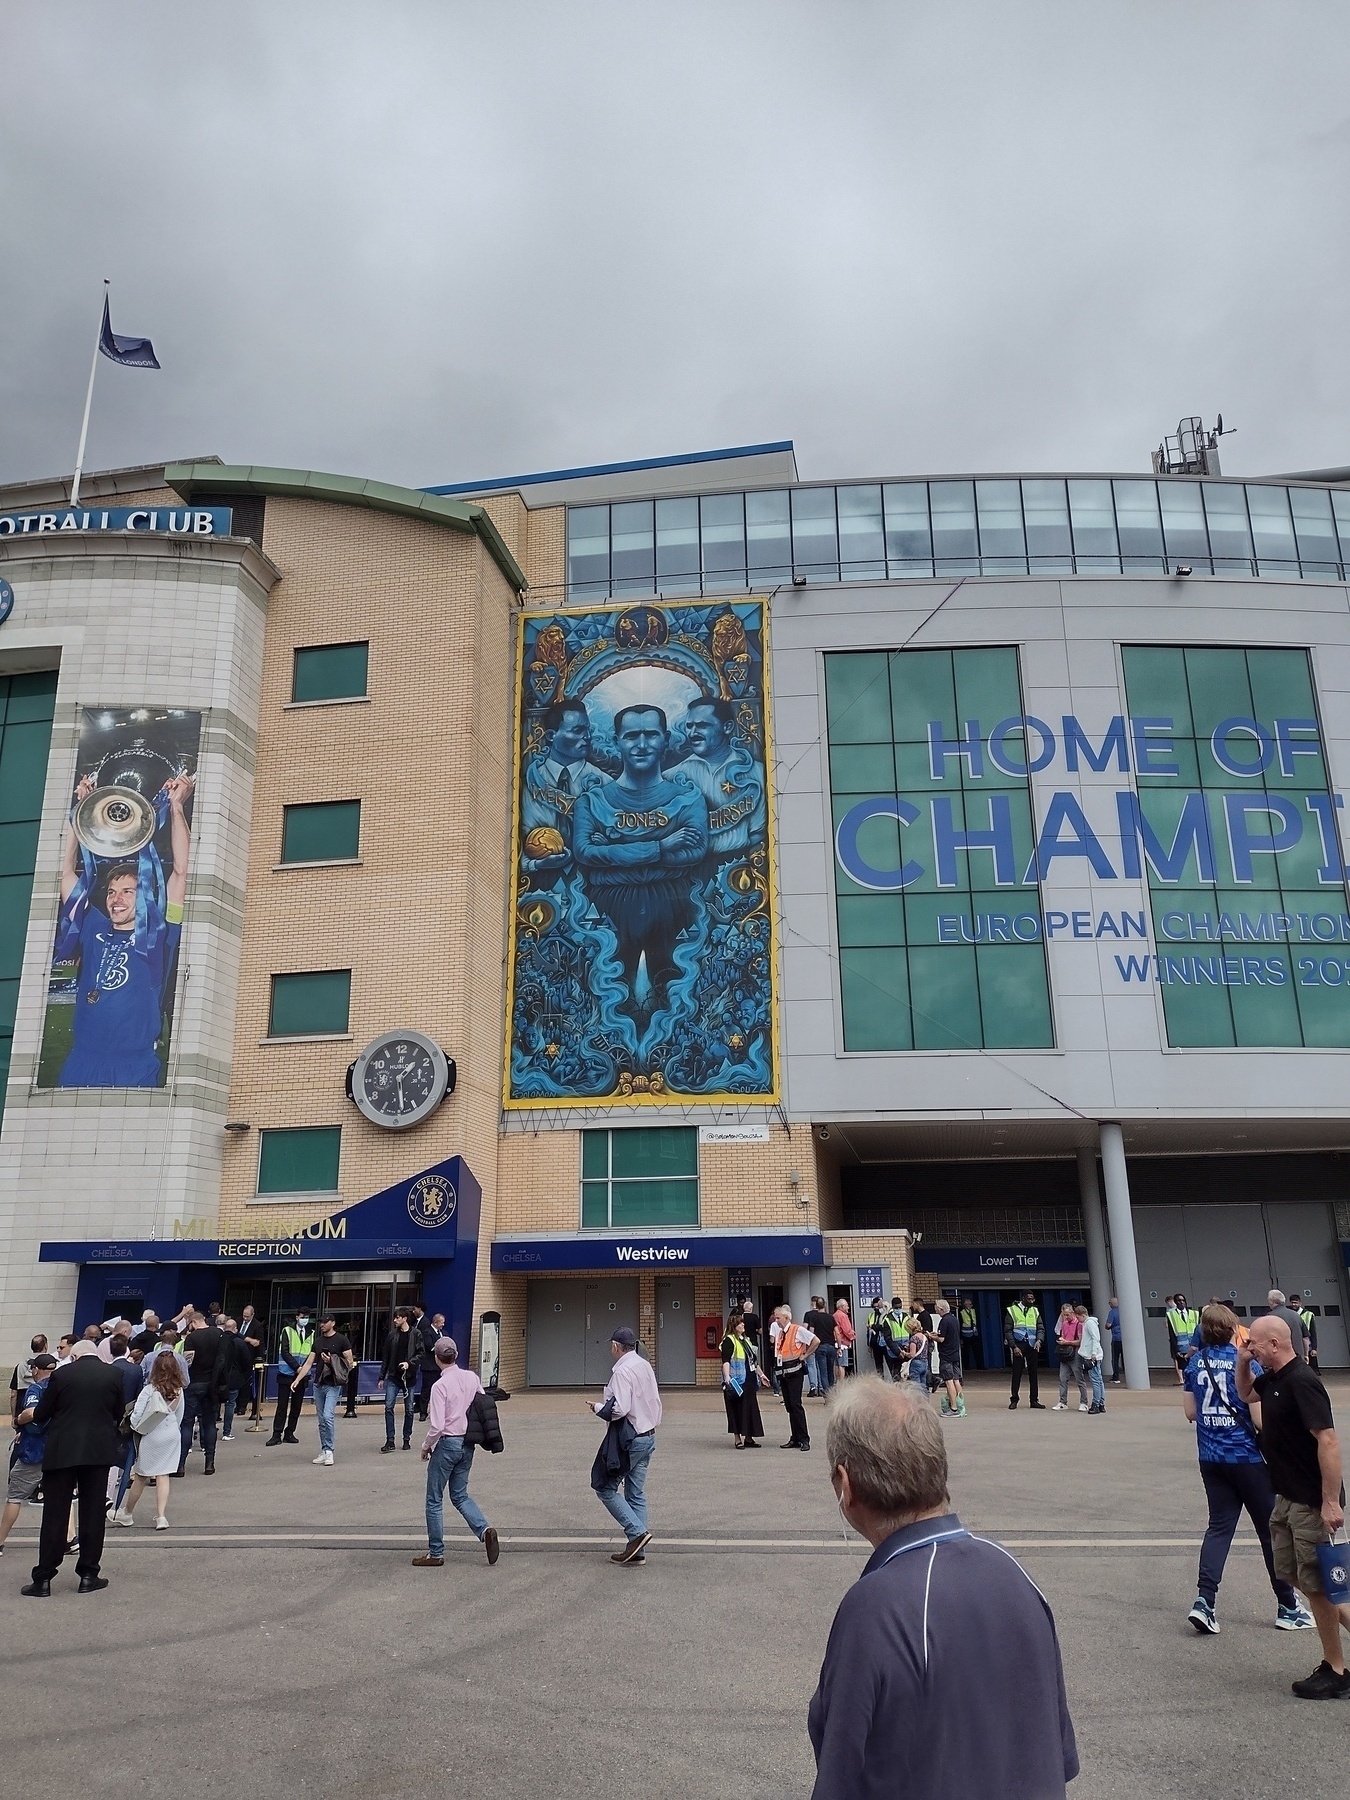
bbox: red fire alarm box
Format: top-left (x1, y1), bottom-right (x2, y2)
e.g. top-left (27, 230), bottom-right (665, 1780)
top-left (696, 1316), bottom-right (723, 1358)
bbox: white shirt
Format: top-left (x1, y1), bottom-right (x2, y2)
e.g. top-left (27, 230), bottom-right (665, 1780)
top-left (593, 1349), bottom-right (662, 1434)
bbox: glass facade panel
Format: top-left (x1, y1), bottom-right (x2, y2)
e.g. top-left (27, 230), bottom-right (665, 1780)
top-left (268, 969), bottom-right (351, 1037)
top-left (837, 484), bottom-right (885, 579)
top-left (1158, 482), bottom-right (1210, 568)
top-left (826, 647), bottom-right (1052, 1050)
top-left (566, 506), bottom-right (610, 598)
top-left (883, 484), bottom-right (933, 575)
top-left (580, 1127), bottom-right (699, 1226)
top-left (655, 496), bottom-right (700, 594)
top-left (280, 800), bottom-right (361, 864)
top-left (1122, 645), bottom-right (1350, 1047)
top-left (1022, 479), bottom-right (1072, 572)
top-left (699, 493), bottom-right (747, 591)
top-left (975, 480), bottom-right (1026, 573)
top-left (610, 501), bottom-right (655, 596)
top-left (746, 489), bottom-right (791, 583)
top-left (929, 482), bottom-right (979, 573)
top-left (1068, 480), bottom-right (1119, 569)
top-left (1246, 486), bottom-right (1298, 571)
top-left (791, 487), bottom-right (839, 578)
top-left (570, 481), bottom-right (1346, 597)
top-left (257, 1126), bottom-right (341, 1194)
top-left (1202, 484), bottom-right (1254, 573)
top-left (1289, 487), bottom-right (1341, 576)
top-left (0, 671), bottom-right (56, 1124)
top-left (292, 641), bottom-right (368, 704)
top-left (1113, 480), bottom-right (1164, 570)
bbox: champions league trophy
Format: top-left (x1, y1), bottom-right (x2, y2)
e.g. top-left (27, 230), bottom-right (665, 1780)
top-left (70, 743), bottom-right (187, 859)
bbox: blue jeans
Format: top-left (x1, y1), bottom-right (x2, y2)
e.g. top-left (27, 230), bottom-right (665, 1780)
top-left (425, 1435), bottom-right (488, 1554)
top-left (384, 1378), bottom-right (415, 1446)
top-left (314, 1382), bottom-right (339, 1453)
top-left (596, 1431), bottom-right (655, 1539)
top-left (810, 1346), bottom-right (834, 1394)
top-left (1085, 1359), bottom-right (1105, 1407)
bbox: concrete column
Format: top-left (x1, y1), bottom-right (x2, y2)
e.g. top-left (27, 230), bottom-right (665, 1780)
top-left (1098, 1122), bottom-right (1149, 1390)
top-left (788, 1267), bottom-right (815, 1322)
top-left (1076, 1147), bottom-right (1113, 1324)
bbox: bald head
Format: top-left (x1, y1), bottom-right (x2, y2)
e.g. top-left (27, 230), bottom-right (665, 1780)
top-left (1249, 1313), bottom-right (1295, 1368)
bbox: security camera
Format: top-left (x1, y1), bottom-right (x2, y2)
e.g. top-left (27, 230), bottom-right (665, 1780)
top-left (816, 1125), bottom-right (831, 1141)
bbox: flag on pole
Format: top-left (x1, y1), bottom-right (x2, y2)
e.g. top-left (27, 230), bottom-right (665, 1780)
top-left (98, 295), bottom-right (159, 369)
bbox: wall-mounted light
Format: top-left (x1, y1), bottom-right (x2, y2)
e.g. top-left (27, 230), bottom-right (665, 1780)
top-left (223, 1121), bottom-right (251, 1133)
top-left (792, 572), bottom-right (808, 588)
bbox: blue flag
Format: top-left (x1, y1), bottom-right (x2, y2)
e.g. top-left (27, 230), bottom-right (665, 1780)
top-left (98, 295), bottom-right (159, 369)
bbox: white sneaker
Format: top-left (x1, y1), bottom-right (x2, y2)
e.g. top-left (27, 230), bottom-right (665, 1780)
top-left (1052, 1402), bottom-right (1066, 1411)
top-left (154, 1516), bottom-right (169, 1530)
top-left (313, 1453), bottom-right (328, 1464)
top-left (112, 1508), bottom-right (135, 1527)
top-left (220, 1434), bottom-right (234, 1442)
top-left (323, 1450), bottom-right (334, 1466)
top-left (1078, 1404), bottom-right (1090, 1412)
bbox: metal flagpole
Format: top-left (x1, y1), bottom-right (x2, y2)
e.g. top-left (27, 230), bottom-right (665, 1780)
top-left (70, 280), bottom-right (109, 507)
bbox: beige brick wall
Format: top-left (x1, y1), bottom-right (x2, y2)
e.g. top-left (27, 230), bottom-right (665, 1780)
top-left (218, 497), bottom-right (517, 1369)
top-left (524, 504), bottom-right (566, 604)
top-left (825, 1231), bottom-right (917, 1308)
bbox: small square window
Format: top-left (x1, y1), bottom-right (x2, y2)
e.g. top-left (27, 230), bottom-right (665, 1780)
top-left (280, 800), bottom-right (360, 864)
top-left (291, 642), bottom-right (369, 703)
top-left (268, 970), bottom-right (351, 1037)
top-left (257, 1126), bottom-right (341, 1194)
top-left (580, 1128), bottom-right (698, 1227)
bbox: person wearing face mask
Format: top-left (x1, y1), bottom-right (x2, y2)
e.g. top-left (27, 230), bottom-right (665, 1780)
top-left (266, 1309), bottom-right (314, 1446)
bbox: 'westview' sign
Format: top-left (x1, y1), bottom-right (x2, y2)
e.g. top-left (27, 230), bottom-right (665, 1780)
top-left (0, 506), bottom-right (232, 537)
top-left (491, 1231), bottom-right (823, 1273)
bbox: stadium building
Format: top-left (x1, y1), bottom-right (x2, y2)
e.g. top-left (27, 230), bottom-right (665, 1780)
top-left (2, 434), bottom-right (1349, 1387)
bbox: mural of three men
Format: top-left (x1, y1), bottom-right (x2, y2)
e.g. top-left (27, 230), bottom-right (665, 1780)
top-left (507, 598), bottom-right (778, 1105)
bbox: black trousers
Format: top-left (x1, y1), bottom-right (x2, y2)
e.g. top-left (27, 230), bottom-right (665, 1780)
top-left (36, 1463), bottom-right (110, 1581)
top-left (961, 1334), bottom-right (980, 1370)
top-left (417, 1367), bottom-right (437, 1420)
top-left (1110, 1339), bottom-right (1125, 1381)
top-left (180, 1388), bottom-right (218, 1464)
top-left (1198, 1460), bottom-right (1298, 1609)
top-left (780, 1368), bottom-right (809, 1446)
top-left (273, 1372), bottom-right (309, 1437)
top-left (1009, 1348), bottom-right (1040, 1405)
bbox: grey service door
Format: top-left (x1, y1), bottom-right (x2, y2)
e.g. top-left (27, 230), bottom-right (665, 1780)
top-left (656, 1276), bottom-right (696, 1385)
top-left (1265, 1202), bottom-right (1350, 1369)
top-left (527, 1279), bottom-right (585, 1386)
top-left (583, 1279), bottom-right (641, 1384)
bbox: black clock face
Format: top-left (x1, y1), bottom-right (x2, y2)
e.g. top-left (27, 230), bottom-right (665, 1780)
top-left (363, 1040), bottom-right (438, 1119)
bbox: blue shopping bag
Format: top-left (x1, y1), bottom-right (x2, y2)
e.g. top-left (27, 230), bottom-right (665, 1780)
top-left (1316, 1530), bottom-right (1350, 1601)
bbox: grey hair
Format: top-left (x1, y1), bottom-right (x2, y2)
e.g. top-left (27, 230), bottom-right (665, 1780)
top-left (1268, 1289), bottom-right (1287, 1307)
top-left (935, 1298), bottom-right (950, 1314)
top-left (825, 1377), bottom-right (949, 1519)
top-left (433, 1336), bottom-right (458, 1365)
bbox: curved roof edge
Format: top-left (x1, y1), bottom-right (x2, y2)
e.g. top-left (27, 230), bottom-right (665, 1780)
top-left (164, 462), bottom-right (526, 593)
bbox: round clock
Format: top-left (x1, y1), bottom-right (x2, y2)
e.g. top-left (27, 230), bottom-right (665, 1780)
top-left (346, 1030), bottom-right (455, 1131)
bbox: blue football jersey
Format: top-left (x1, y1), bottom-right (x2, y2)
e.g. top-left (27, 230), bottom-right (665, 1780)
top-left (1183, 1343), bottom-right (1262, 1463)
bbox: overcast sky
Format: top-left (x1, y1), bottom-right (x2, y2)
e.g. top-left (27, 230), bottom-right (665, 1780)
top-left (2, 2), bottom-right (1347, 492)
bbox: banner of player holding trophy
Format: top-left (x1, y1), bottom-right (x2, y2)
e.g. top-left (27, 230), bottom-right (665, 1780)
top-left (505, 598), bottom-right (778, 1107)
top-left (36, 705), bottom-right (201, 1090)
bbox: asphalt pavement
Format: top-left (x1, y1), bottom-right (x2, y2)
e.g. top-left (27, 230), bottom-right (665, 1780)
top-left (2, 1371), bottom-right (1347, 1799)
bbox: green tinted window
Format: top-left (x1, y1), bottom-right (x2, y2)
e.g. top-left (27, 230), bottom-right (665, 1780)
top-left (825, 647), bottom-right (1054, 1051)
top-left (257, 1126), bottom-right (341, 1193)
top-left (0, 672), bottom-right (56, 1124)
top-left (1123, 645), bottom-right (1350, 1047)
top-left (280, 800), bottom-right (360, 863)
top-left (268, 970), bottom-right (351, 1036)
top-left (292, 642), bottom-right (369, 703)
top-left (580, 1128), bottom-right (699, 1227)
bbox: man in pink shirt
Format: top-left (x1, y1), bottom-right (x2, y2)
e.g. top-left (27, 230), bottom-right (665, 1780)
top-left (411, 1337), bottom-right (499, 1568)
top-left (588, 1326), bottom-right (662, 1564)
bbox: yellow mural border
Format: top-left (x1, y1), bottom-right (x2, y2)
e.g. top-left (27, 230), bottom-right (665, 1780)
top-left (501, 595), bottom-right (780, 1111)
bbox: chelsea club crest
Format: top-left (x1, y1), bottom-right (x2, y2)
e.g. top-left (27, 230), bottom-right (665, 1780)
top-left (407, 1172), bottom-right (457, 1230)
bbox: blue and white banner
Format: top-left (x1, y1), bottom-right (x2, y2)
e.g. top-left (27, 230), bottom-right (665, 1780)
top-left (0, 506), bottom-right (232, 538)
top-left (98, 296), bottom-right (159, 369)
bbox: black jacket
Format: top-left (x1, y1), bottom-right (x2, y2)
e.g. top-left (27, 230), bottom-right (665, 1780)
top-left (30, 1358), bottom-right (125, 1469)
top-left (464, 1390), bottom-right (504, 1453)
top-left (379, 1326), bottom-right (416, 1384)
top-left (413, 1315), bottom-right (440, 1372)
